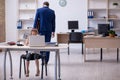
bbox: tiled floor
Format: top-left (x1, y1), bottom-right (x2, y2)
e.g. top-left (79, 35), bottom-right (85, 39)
top-left (0, 44), bottom-right (120, 80)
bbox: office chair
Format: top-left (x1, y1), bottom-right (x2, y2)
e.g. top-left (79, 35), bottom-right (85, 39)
top-left (19, 51), bottom-right (47, 79)
top-left (68, 32), bottom-right (84, 55)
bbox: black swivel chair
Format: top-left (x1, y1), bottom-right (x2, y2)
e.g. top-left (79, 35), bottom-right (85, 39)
top-left (19, 51), bottom-right (47, 79)
top-left (68, 32), bottom-right (84, 55)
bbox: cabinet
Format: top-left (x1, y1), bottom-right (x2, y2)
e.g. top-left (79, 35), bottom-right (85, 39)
top-left (17, 0), bottom-right (38, 41)
top-left (87, 0), bottom-right (120, 35)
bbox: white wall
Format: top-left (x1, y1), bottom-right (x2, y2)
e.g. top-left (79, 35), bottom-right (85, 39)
top-left (5, 0), bottom-right (18, 42)
top-left (5, 0), bottom-right (87, 42)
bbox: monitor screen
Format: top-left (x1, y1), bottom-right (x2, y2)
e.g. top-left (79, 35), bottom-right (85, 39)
top-left (68, 21), bottom-right (79, 29)
top-left (98, 24), bottom-right (110, 36)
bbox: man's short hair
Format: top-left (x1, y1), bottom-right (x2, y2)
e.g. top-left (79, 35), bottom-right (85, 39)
top-left (43, 1), bottom-right (49, 7)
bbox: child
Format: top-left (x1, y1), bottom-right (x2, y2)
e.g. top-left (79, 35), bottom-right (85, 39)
top-left (25, 28), bottom-right (40, 77)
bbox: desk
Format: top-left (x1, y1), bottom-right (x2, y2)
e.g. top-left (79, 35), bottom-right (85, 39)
top-left (84, 36), bottom-right (120, 61)
top-left (0, 43), bottom-right (68, 80)
top-left (57, 32), bottom-right (94, 43)
top-left (57, 32), bottom-right (94, 55)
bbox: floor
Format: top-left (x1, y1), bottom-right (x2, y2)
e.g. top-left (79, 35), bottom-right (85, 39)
top-left (0, 44), bottom-right (120, 80)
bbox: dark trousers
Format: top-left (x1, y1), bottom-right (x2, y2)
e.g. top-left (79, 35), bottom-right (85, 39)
top-left (40, 31), bottom-right (51, 63)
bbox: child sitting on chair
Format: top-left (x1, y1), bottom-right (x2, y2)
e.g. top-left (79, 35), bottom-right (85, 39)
top-left (25, 28), bottom-right (40, 77)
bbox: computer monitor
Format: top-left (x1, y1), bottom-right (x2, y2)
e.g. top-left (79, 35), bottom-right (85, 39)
top-left (98, 24), bottom-right (110, 36)
top-left (68, 21), bottom-right (78, 32)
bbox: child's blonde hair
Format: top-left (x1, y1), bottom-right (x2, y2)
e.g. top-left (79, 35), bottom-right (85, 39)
top-left (31, 28), bottom-right (38, 35)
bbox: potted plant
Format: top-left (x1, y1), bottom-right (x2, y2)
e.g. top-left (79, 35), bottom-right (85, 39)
top-left (113, 2), bottom-right (119, 8)
top-left (108, 30), bottom-right (116, 37)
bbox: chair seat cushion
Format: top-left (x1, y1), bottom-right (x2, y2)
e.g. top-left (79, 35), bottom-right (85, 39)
top-left (21, 53), bottom-right (42, 60)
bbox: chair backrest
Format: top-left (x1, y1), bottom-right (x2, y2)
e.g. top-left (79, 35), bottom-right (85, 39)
top-left (69, 32), bottom-right (83, 43)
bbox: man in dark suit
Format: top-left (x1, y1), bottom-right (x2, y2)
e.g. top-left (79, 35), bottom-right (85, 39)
top-left (33, 1), bottom-right (55, 64)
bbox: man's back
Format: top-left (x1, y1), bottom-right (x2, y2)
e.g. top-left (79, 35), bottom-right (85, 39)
top-left (34, 7), bottom-right (55, 33)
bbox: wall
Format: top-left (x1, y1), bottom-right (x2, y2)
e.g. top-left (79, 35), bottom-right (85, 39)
top-left (5, 0), bottom-right (18, 42)
top-left (0, 0), bottom-right (5, 42)
top-left (5, 0), bottom-right (87, 42)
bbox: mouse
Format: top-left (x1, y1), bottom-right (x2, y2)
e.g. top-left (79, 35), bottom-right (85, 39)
top-left (17, 44), bottom-right (24, 46)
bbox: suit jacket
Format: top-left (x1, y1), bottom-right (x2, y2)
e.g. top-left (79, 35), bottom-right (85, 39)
top-left (33, 7), bottom-right (55, 33)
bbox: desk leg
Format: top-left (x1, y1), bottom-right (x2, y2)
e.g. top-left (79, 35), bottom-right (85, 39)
top-left (8, 50), bottom-right (13, 79)
top-left (117, 48), bottom-right (119, 62)
top-left (55, 51), bottom-right (58, 80)
top-left (82, 43), bottom-right (84, 55)
top-left (57, 50), bottom-right (61, 80)
top-left (68, 44), bottom-right (70, 55)
top-left (100, 48), bottom-right (103, 62)
top-left (4, 49), bottom-right (13, 80)
top-left (84, 48), bottom-right (86, 62)
top-left (4, 50), bottom-right (7, 80)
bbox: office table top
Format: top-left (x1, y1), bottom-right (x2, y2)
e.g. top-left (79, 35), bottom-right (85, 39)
top-left (84, 35), bottom-right (120, 39)
top-left (0, 42), bottom-right (68, 50)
